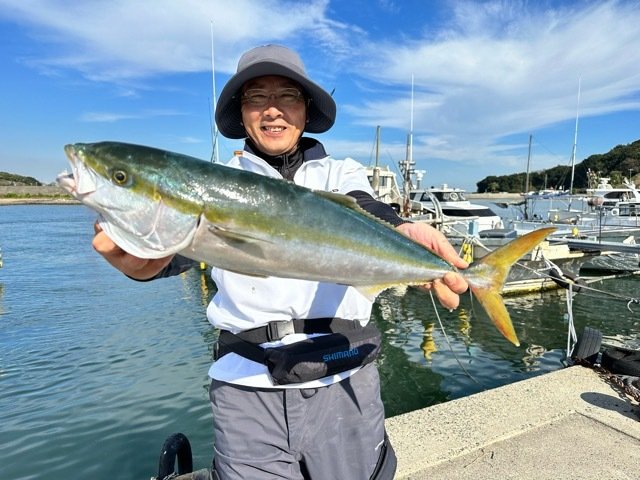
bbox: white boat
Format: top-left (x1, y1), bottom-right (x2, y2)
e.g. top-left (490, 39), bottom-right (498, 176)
top-left (586, 177), bottom-right (640, 208)
top-left (409, 185), bottom-right (503, 234)
top-left (508, 177), bottom-right (640, 235)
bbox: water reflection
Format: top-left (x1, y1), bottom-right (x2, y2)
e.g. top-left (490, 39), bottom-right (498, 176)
top-left (420, 322), bottom-right (436, 361)
top-left (522, 344), bottom-right (548, 371)
top-left (373, 286), bottom-right (577, 416)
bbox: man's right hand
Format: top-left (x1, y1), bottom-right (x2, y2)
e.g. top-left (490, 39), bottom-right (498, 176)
top-left (92, 222), bottom-right (174, 280)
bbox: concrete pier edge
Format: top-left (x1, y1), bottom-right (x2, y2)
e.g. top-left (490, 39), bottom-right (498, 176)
top-left (386, 365), bottom-right (640, 479)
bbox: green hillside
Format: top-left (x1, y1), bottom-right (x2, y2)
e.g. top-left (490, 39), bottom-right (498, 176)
top-left (476, 139), bottom-right (640, 193)
top-left (0, 172), bottom-right (43, 186)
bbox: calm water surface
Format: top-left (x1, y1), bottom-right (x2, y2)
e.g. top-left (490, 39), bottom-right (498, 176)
top-left (1, 205), bottom-right (639, 479)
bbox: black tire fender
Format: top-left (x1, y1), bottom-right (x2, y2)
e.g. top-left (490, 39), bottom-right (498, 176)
top-left (548, 267), bottom-right (586, 293)
top-left (571, 327), bottom-right (602, 364)
top-left (601, 346), bottom-right (640, 376)
top-left (157, 432), bottom-right (193, 480)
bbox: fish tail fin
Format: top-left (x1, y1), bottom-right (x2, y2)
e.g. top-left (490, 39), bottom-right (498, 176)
top-left (468, 227), bottom-right (556, 347)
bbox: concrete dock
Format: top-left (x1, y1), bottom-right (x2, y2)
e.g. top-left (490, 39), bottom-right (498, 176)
top-left (386, 366), bottom-right (640, 479)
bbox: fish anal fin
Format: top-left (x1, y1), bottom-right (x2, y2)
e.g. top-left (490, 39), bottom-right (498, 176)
top-left (355, 283), bottom-right (414, 301)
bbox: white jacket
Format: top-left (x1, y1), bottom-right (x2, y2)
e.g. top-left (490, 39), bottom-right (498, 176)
top-left (207, 149), bottom-right (376, 388)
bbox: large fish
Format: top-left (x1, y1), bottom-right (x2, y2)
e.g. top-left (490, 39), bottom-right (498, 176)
top-left (58, 141), bottom-right (555, 346)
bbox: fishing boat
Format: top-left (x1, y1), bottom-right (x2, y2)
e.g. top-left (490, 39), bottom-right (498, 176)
top-left (409, 185), bottom-right (503, 234)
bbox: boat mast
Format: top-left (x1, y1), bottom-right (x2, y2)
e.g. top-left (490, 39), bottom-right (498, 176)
top-left (524, 133), bottom-right (532, 219)
top-left (400, 75), bottom-right (415, 216)
top-left (375, 125), bottom-right (380, 168)
top-left (210, 21), bottom-right (220, 163)
top-left (569, 77), bottom-right (581, 195)
top-left (370, 126), bottom-right (381, 194)
top-left (525, 134), bottom-right (532, 194)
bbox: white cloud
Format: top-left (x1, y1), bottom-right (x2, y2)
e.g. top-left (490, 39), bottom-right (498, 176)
top-left (80, 109), bottom-right (185, 122)
top-left (349, 1), bottom-right (640, 172)
top-left (0, 0), bottom-right (342, 79)
top-left (2, 0), bottom-right (640, 188)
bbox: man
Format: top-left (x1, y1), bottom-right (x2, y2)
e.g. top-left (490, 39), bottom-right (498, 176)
top-left (93, 45), bottom-right (468, 479)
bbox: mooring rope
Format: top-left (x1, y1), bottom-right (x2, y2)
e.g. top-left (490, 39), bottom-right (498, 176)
top-left (428, 290), bottom-right (483, 385)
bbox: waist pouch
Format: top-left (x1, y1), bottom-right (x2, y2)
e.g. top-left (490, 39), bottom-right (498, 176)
top-left (217, 323), bottom-right (382, 385)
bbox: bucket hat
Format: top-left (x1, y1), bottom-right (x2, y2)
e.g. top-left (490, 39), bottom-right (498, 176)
top-left (215, 45), bottom-right (336, 139)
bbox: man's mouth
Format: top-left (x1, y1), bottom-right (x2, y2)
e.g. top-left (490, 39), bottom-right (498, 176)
top-left (262, 126), bottom-right (285, 133)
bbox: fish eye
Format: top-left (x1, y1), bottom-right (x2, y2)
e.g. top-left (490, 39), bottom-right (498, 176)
top-left (112, 169), bottom-right (128, 185)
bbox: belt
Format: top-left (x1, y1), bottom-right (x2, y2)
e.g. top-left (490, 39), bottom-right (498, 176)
top-left (214, 318), bottom-right (366, 362)
top-left (228, 318), bottom-right (364, 344)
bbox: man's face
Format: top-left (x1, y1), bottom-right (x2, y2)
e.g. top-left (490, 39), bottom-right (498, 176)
top-left (240, 75), bottom-right (307, 156)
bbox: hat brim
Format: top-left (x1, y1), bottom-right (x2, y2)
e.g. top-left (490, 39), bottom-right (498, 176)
top-left (215, 61), bottom-right (336, 139)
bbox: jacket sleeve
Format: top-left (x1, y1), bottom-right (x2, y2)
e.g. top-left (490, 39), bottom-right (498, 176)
top-left (347, 190), bottom-right (411, 227)
top-left (130, 254), bottom-right (198, 281)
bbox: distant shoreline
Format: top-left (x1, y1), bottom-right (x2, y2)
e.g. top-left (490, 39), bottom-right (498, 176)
top-left (0, 197), bottom-right (80, 205)
top-left (0, 185), bottom-right (79, 205)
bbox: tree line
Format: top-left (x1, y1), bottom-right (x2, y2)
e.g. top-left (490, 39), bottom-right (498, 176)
top-left (476, 139), bottom-right (640, 193)
top-left (0, 172), bottom-right (43, 186)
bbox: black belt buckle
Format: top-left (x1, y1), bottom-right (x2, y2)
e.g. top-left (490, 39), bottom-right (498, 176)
top-left (267, 320), bottom-right (296, 341)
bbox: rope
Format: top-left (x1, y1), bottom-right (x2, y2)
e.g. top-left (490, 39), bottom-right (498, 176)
top-left (428, 290), bottom-right (483, 385)
top-left (565, 283), bottom-right (578, 360)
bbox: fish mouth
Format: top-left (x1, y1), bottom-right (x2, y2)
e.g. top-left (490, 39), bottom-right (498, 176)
top-left (56, 170), bottom-right (76, 193)
top-left (57, 144), bottom-right (97, 197)
top-left (56, 145), bottom-right (79, 195)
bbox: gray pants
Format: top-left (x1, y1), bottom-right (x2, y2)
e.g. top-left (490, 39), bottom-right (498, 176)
top-left (209, 364), bottom-right (389, 479)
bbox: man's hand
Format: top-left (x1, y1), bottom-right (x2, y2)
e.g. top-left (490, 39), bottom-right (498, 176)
top-left (396, 222), bottom-right (469, 310)
top-left (92, 222), bottom-right (174, 280)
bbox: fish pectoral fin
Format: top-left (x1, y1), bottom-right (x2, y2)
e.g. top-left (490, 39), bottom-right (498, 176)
top-left (208, 224), bottom-right (273, 243)
top-left (207, 224), bottom-right (273, 259)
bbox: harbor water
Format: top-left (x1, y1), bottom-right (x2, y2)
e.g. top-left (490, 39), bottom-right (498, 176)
top-left (1, 205), bottom-right (639, 480)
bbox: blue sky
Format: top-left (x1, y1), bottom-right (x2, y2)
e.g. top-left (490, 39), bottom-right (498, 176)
top-left (1, 0), bottom-right (640, 191)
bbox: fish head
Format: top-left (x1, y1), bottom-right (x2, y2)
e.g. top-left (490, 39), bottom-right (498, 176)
top-left (58, 142), bottom-right (200, 259)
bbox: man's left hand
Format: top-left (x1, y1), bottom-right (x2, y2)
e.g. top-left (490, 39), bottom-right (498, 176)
top-left (396, 222), bottom-right (469, 310)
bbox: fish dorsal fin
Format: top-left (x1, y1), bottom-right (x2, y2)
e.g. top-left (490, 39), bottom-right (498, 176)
top-left (314, 190), bottom-right (360, 208)
top-left (314, 190), bottom-right (398, 227)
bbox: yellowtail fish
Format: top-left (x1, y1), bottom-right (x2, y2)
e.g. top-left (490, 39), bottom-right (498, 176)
top-left (58, 141), bottom-right (555, 346)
